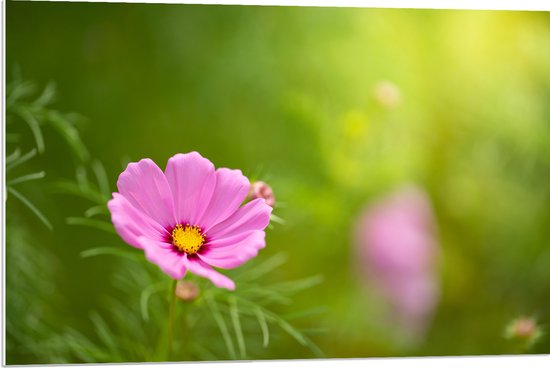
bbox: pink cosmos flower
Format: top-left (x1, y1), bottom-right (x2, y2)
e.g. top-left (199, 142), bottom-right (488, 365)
top-left (107, 152), bottom-right (272, 290)
top-left (354, 185), bottom-right (439, 338)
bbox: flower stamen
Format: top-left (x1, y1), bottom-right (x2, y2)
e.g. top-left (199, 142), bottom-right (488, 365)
top-left (171, 224), bottom-right (205, 254)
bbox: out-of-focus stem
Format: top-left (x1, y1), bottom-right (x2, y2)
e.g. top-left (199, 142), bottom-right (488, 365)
top-left (167, 279), bottom-right (177, 359)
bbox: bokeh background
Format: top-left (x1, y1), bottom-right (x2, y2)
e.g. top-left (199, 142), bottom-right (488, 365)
top-left (6, 1), bottom-right (550, 363)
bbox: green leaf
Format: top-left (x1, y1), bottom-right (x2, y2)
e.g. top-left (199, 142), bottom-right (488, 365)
top-left (53, 180), bottom-right (108, 204)
top-left (140, 282), bottom-right (166, 322)
top-left (47, 111), bottom-right (89, 162)
top-left (228, 296), bottom-right (246, 359)
top-left (6, 148), bottom-right (37, 171)
top-left (7, 187), bottom-right (52, 230)
top-left (90, 312), bottom-right (122, 360)
top-left (6, 148), bottom-right (21, 165)
top-left (66, 217), bottom-right (115, 234)
top-left (253, 306), bottom-right (270, 348)
top-left (80, 247), bottom-right (142, 261)
top-left (6, 80), bottom-right (35, 108)
top-left (16, 106), bottom-right (45, 153)
top-left (270, 213), bottom-right (286, 225)
top-left (33, 81), bottom-right (56, 107)
top-left (84, 205), bottom-right (109, 218)
top-left (240, 252), bottom-right (288, 281)
top-left (92, 160), bottom-right (110, 197)
top-left (206, 296), bottom-right (236, 360)
top-left (7, 171), bottom-right (45, 186)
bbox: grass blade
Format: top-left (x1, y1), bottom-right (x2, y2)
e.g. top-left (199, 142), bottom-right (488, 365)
top-left (7, 187), bottom-right (52, 230)
top-left (228, 296), bottom-right (246, 359)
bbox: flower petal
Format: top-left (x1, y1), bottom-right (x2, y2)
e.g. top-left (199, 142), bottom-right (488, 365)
top-left (107, 193), bottom-right (168, 248)
top-left (117, 159), bottom-right (176, 228)
top-left (206, 198), bottom-right (272, 240)
top-left (138, 237), bottom-right (187, 279)
top-left (184, 255), bottom-right (235, 290)
top-left (164, 152), bottom-right (216, 226)
top-left (198, 231), bottom-right (266, 269)
top-left (201, 168), bottom-right (250, 232)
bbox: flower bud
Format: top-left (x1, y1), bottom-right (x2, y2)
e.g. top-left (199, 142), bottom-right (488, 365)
top-left (248, 181), bottom-right (275, 207)
top-left (373, 80), bottom-right (401, 109)
top-left (505, 317), bottom-right (542, 346)
top-left (175, 280), bottom-right (200, 302)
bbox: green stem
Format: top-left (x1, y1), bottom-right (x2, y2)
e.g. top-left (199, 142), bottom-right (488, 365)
top-left (167, 279), bottom-right (177, 360)
top-left (182, 303), bottom-right (190, 360)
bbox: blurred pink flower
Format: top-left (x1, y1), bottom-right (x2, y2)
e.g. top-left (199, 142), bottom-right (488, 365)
top-left (108, 152), bottom-right (272, 290)
top-left (354, 185), bottom-right (439, 338)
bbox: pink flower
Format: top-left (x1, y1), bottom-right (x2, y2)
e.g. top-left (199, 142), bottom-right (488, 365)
top-left (107, 152), bottom-right (272, 290)
top-left (354, 185), bottom-right (439, 338)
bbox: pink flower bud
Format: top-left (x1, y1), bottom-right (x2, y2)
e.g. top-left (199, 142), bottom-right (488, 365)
top-left (249, 181), bottom-right (275, 207)
top-left (175, 280), bottom-right (200, 302)
top-left (505, 317), bottom-right (542, 346)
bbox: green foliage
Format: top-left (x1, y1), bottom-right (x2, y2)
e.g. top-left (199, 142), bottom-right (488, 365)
top-left (7, 3), bottom-right (550, 362)
top-left (6, 77), bottom-right (325, 364)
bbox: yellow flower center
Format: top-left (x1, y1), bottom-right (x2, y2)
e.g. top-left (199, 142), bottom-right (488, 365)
top-left (171, 224), bottom-right (205, 254)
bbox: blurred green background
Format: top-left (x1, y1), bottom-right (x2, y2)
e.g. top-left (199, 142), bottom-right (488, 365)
top-left (6, 1), bottom-right (550, 363)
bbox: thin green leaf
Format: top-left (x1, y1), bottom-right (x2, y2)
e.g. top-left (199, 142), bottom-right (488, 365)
top-left (228, 296), bottom-right (246, 359)
top-left (6, 80), bottom-right (35, 107)
top-left (283, 306), bottom-right (328, 321)
top-left (206, 296), bottom-right (236, 360)
top-left (84, 205), bottom-right (108, 218)
top-left (17, 106), bottom-right (45, 153)
top-left (92, 160), bottom-right (110, 197)
top-left (66, 217), bottom-right (115, 234)
top-left (80, 247), bottom-right (142, 261)
top-left (89, 312), bottom-right (122, 360)
top-left (7, 171), bottom-right (45, 186)
top-left (233, 296), bottom-right (308, 347)
top-left (76, 165), bottom-right (89, 188)
top-left (268, 275), bottom-right (324, 293)
top-left (7, 187), bottom-right (52, 230)
top-left (301, 334), bottom-right (325, 358)
top-left (34, 81), bottom-right (56, 107)
top-left (47, 111), bottom-right (89, 162)
top-left (140, 282), bottom-right (165, 322)
top-left (270, 213), bottom-right (286, 225)
top-left (240, 252), bottom-right (288, 281)
top-left (254, 306), bottom-right (270, 348)
top-left (6, 148), bottom-right (21, 164)
top-left (6, 148), bottom-right (37, 171)
top-left (53, 180), bottom-right (107, 204)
